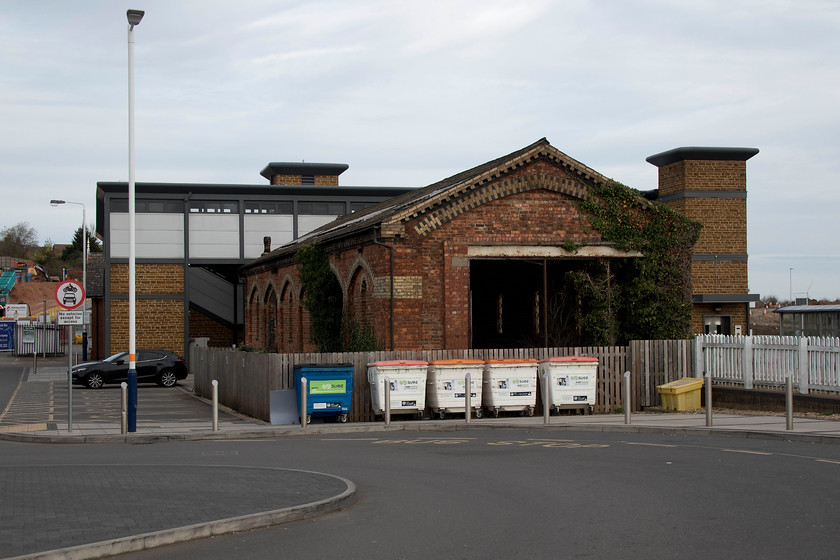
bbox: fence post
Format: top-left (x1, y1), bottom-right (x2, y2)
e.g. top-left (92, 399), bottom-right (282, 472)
top-left (798, 337), bottom-right (809, 394)
top-left (693, 335), bottom-right (704, 381)
top-left (705, 370), bottom-right (713, 427)
top-left (542, 371), bottom-right (550, 425)
top-left (121, 382), bottom-right (128, 434)
top-left (623, 371), bottom-right (631, 425)
top-left (465, 373), bottom-right (471, 425)
top-left (786, 373), bottom-right (794, 431)
top-left (212, 379), bottom-right (219, 432)
top-left (300, 377), bottom-right (308, 430)
top-left (384, 376), bottom-right (391, 426)
top-left (743, 335), bottom-right (753, 390)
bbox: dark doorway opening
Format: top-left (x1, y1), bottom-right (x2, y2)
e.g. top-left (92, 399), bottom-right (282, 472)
top-left (469, 259), bottom-right (602, 349)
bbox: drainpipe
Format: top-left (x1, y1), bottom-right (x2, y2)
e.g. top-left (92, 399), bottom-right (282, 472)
top-left (372, 227), bottom-right (395, 351)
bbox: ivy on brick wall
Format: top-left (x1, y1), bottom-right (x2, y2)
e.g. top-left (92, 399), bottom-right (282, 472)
top-left (296, 244), bottom-right (380, 352)
top-left (575, 179), bottom-right (701, 344)
top-left (296, 244), bottom-right (343, 352)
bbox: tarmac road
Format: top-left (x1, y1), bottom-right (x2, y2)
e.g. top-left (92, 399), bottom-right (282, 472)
top-left (25, 429), bottom-right (840, 560)
top-left (3, 351), bottom-right (840, 559)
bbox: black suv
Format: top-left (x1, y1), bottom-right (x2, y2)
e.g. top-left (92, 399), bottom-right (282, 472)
top-left (72, 350), bottom-right (188, 389)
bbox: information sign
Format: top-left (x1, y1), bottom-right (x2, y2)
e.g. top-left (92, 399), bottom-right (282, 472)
top-left (58, 310), bottom-right (85, 325)
top-left (0, 321), bottom-right (13, 351)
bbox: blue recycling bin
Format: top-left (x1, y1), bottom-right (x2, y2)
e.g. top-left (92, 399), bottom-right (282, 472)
top-left (294, 363), bottom-right (354, 423)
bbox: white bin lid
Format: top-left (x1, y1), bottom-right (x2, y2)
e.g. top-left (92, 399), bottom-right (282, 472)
top-left (367, 360), bottom-right (428, 367)
top-left (540, 356), bottom-right (598, 363)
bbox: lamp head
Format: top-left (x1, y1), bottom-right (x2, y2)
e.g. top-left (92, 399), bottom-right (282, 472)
top-left (127, 9), bottom-right (145, 27)
top-left (50, 200), bottom-right (64, 207)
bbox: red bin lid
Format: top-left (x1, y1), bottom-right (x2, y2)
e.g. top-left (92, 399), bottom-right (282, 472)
top-left (431, 359), bottom-right (485, 365)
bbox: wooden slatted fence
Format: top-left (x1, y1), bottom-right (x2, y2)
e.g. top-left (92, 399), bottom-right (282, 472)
top-left (193, 341), bottom-right (700, 423)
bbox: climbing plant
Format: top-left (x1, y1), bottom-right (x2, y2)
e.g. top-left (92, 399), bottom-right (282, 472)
top-left (574, 179), bottom-right (701, 344)
top-left (295, 243), bottom-right (381, 352)
top-left (295, 243), bottom-right (343, 352)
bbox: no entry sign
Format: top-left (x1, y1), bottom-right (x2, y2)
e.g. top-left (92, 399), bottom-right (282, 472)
top-left (55, 279), bottom-right (85, 310)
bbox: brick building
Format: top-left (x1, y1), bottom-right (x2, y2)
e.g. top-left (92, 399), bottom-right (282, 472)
top-left (94, 166), bottom-right (411, 359)
top-left (646, 147), bottom-right (760, 334)
top-left (241, 139), bottom-right (760, 352)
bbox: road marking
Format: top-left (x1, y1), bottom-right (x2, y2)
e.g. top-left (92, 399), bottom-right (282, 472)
top-left (624, 442), bottom-right (677, 448)
top-left (0, 423), bottom-right (49, 434)
top-left (320, 438), bottom-right (383, 441)
top-left (488, 440), bottom-right (610, 448)
top-left (722, 449), bottom-right (772, 456)
top-left (816, 459), bottom-right (840, 465)
top-left (372, 438), bottom-right (475, 445)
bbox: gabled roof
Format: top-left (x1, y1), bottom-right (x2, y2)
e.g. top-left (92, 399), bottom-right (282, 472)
top-left (244, 138), bottom-right (612, 268)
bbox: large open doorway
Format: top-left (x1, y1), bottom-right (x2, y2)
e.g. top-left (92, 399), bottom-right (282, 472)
top-left (469, 259), bottom-right (603, 349)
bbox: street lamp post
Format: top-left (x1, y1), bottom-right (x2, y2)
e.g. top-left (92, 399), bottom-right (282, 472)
top-left (50, 199), bottom-right (87, 360)
top-left (789, 267), bottom-right (794, 303)
top-left (127, 8), bottom-right (144, 432)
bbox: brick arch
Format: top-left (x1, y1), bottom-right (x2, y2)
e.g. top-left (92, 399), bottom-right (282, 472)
top-left (278, 278), bottom-right (298, 353)
top-left (413, 171), bottom-right (590, 236)
top-left (346, 261), bottom-right (375, 328)
top-left (344, 254), bottom-right (375, 305)
top-left (246, 283), bottom-right (261, 348)
top-left (263, 283), bottom-right (278, 353)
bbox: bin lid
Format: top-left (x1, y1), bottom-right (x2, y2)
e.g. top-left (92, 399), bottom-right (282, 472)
top-left (657, 377), bottom-right (704, 394)
top-left (295, 362), bottom-right (353, 369)
top-left (484, 359), bottom-right (538, 364)
top-left (367, 360), bottom-right (429, 367)
top-left (430, 359), bottom-right (485, 365)
top-left (540, 356), bottom-right (598, 363)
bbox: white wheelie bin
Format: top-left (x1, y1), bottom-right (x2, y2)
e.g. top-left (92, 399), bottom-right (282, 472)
top-left (538, 356), bottom-right (598, 414)
top-left (427, 359), bottom-right (485, 419)
top-left (368, 360), bottom-right (429, 419)
top-left (482, 359), bottom-right (538, 417)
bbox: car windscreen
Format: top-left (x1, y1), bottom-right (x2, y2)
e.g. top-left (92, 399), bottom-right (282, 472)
top-left (103, 352), bottom-right (128, 363)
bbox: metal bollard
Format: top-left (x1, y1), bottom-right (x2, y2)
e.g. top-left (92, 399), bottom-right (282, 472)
top-left (120, 382), bottom-right (128, 434)
top-left (705, 370), bottom-right (713, 427)
top-left (301, 377), bottom-right (308, 430)
top-left (33, 352), bottom-right (37, 375)
top-left (211, 380), bottom-right (219, 432)
top-left (542, 372), bottom-right (550, 425)
top-left (786, 374), bottom-right (794, 431)
top-left (623, 371), bottom-right (631, 425)
top-left (384, 376), bottom-right (391, 426)
top-left (465, 372), bottom-right (471, 425)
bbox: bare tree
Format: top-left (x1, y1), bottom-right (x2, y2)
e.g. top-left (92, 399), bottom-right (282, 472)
top-left (0, 222), bottom-right (39, 258)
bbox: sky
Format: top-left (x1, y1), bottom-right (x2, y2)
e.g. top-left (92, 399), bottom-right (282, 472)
top-left (1, 0), bottom-right (838, 301)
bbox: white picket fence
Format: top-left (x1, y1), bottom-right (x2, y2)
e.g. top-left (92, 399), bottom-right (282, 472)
top-left (694, 335), bottom-right (840, 394)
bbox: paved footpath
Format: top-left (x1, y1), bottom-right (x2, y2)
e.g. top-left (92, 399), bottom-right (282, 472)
top-left (2, 353), bottom-right (840, 559)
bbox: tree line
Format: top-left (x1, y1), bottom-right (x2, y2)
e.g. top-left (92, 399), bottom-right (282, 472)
top-left (0, 221), bottom-right (101, 278)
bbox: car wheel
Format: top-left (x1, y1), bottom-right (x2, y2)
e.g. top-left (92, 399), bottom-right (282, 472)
top-left (85, 372), bottom-right (105, 389)
top-left (157, 370), bottom-right (178, 387)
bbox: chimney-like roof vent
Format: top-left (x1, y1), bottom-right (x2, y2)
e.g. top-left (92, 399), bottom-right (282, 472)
top-left (260, 162), bottom-right (349, 183)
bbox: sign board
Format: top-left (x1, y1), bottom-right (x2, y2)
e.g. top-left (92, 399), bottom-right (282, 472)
top-left (22, 326), bottom-right (35, 344)
top-left (0, 321), bottom-right (13, 351)
top-left (55, 280), bottom-right (85, 310)
top-left (58, 310), bottom-right (85, 325)
top-left (4, 303), bottom-right (29, 319)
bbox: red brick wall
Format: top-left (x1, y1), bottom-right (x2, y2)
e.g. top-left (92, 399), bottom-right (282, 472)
top-left (243, 163), bottom-right (605, 352)
top-left (188, 308), bottom-right (239, 348)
